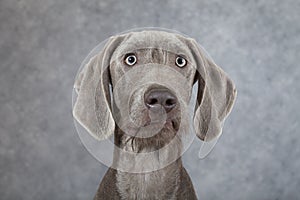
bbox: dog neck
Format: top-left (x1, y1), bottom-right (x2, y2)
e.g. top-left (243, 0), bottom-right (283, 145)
top-left (111, 126), bottom-right (184, 199)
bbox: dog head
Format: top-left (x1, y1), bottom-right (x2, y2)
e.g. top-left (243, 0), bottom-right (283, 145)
top-left (73, 30), bottom-right (236, 152)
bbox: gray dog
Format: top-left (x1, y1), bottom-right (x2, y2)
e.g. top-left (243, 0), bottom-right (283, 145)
top-left (73, 30), bottom-right (237, 199)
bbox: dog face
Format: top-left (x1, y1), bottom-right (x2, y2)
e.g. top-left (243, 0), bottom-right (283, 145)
top-left (109, 32), bottom-right (199, 151)
top-left (73, 31), bottom-right (237, 151)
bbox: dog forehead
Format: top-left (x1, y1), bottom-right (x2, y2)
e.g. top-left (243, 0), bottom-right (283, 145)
top-left (108, 31), bottom-right (198, 87)
top-left (111, 31), bottom-right (193, 61)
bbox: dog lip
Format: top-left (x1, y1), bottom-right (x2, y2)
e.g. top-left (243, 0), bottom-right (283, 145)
top-left (164, 120), bottom-right (173, 129)
top-left (142, 119), bottom-right (178, 131)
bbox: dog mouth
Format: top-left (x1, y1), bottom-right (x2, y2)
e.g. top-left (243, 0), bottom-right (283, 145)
top-left (123, 117), bottom-right (181, 153)
top-left (143, 118), bottom-right (180, 132)
top-left (164, 119), bottom-right (180, 131)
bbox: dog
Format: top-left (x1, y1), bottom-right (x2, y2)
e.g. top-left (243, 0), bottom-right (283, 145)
top-left (73, 30), bottom-right (237, 199)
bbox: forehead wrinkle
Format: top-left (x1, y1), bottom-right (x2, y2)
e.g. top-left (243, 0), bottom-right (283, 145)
top-left (147, 48), bottom-right (169, 65)
top-left (111, 31), bottom-right (194, 62)
top-left (111, 48), bottom-right (193, 67)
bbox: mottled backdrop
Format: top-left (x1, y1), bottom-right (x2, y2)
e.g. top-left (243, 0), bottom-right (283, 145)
top-left (0, 0), bottom-right (299, 199)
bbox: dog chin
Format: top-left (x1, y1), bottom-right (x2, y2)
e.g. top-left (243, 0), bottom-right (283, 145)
top-left (119, 117), bottom-right (181, 153)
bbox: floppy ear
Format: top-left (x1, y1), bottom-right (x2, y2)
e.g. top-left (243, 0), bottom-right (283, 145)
top-left (73, 36), bottom-right (125, 140)
top-left (189, 39), bottom-right (237, 141)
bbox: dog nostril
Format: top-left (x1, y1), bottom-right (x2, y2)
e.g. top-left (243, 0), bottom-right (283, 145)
top-left (148, 98), bottom-right (158, 105)
top-left (164, 98), bottom-right (176, 112)
top-left (165, 98), bottom-right (176, 106)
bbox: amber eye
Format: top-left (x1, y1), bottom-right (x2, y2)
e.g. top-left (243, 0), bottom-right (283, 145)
top-left (175, 56), bottom-right (187, 68)
top-left (124, 54), bottom-right (137, 66)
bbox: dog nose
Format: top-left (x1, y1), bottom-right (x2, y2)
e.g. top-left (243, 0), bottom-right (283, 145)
top-left (145, 90), bottom-right (177, 112)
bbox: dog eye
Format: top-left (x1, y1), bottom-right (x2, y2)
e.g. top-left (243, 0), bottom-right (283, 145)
top-left (124, 54), bottom-right (137, 66)
top-left (175, 56), bottom-right (187, 68)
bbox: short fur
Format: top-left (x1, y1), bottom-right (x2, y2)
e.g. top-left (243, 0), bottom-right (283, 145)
top-left (73, 30), bottom-right (237, 200)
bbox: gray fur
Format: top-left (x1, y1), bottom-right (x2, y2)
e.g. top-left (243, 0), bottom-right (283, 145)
top-left (73, 30), bottom-right (237, 199)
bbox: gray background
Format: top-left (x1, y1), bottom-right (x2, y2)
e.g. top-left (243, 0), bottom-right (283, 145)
top-left (1, 0), bottom-right (299, 199)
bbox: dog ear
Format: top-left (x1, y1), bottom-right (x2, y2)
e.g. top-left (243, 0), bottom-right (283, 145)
top-left (73, 36), bottom-right (125, 140)
top-left (188, 39), bottom-right (237, 142)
